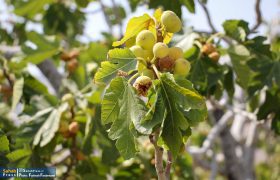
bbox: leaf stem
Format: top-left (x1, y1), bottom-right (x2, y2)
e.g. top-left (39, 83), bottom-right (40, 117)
top-left (80, 83), bottom-right (92, 94)
top-left (206, 32), bottom-right (225, 44)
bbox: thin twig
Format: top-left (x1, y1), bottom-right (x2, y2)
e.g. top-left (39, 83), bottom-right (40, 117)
top-left (197, 0), bottom-right (217, 33)
top-left (251, 0), bottom-right (262, 32)
top-left (98, 0), bottom-right (113, 34)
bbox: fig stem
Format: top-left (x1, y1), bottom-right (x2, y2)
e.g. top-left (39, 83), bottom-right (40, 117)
top-left (206, 32), bottom-right (224, 44)
top-left (150, 57), bottom-right (157, 64)
top-left (152, 64), bottom-right (160, 79)
top-left (128, 72), bottom-right (139, 84)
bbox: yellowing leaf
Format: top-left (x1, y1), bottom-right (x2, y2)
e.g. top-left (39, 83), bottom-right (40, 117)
top-left (153, 8), bottom-right (173, 44)
top-left (163, 32), bottom-right (173, 44)
top-left (153, 8), bottom-right (163, 22)
top-left (113, 14), bottom-right (156, 47)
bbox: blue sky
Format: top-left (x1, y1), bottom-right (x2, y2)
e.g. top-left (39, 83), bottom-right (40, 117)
top-left (82, 0), bottom-right (279, 41)
top-left (0, 0), bottom-right (279, 41)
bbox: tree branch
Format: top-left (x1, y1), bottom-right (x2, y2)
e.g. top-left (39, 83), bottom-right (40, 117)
top-left (165, 151), bottom-right (172, 180)
top-left (149, 130), bottom-right (165, 180)
top-left (187, 111), bottom-right (234, 155)
top-left (197, 0), bottom-right (217, 33)
top-left (210, 152), bottom-right (217, 180)
top-left (192, 154), bottom-right (226, 175)
top-left (251, 0), bottom-right (262, 32)
top-left (219, 125), bottom-right (243, 180)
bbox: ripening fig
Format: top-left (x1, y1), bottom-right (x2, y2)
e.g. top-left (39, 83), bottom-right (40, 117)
top-left (60, 49), bottom-right (80, 62)
top-left (168, 47), bottom-right (184, 61)
top-left (136, 30), bottom-right (156, 50)
top-left (201, 43), bottom-right (216, 55)
top-left (62, 93), bottom-right (75, 106)
top-left (133, 75), bottom-right (152, 96)
top-left (208, 51), bottom-right (220, 62)
top-left (69, 121), bottom-right (79, 134)
top-left (60, 52), bottom-right (71, 62)
top-left (67, 58), bottom-right (79, 73)
top-left (174, 58), bottom-right (191, 77)
top-left (141, 68), bottom-right (155, 79)
top-left (157, 56), bottom-right (174, 72)
top-left (153, 42), bottom-right (169, 58)
top-left (161, 10), bottom-right (182, 33)
top-left (130, 45), bottom-right (153, 62)
top-left (130, 45), bottom-right (145, 58)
